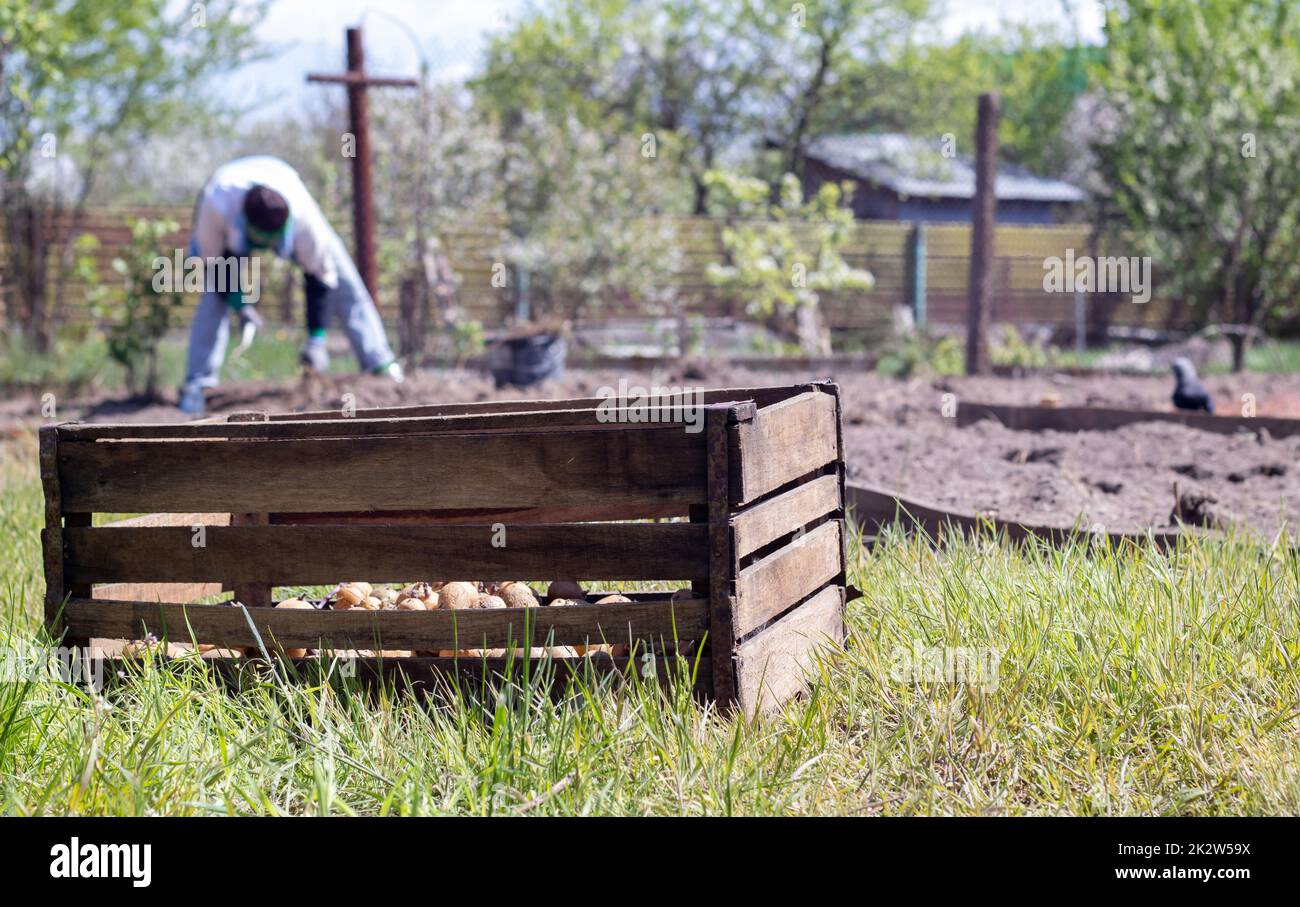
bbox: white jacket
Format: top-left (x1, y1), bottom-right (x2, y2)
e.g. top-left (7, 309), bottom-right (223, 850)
top-left (191, 155), bottom-right (341, 288)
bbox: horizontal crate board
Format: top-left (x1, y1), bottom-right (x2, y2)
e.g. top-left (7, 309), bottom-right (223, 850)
top-left (62, 523), bottom-right (709, 585)
top-left (64, 597), bottom-right (708, 650)
top-left (60, 406), bottom-right (721, 441)
top-left (266, 385), bottom-right (787, 423)
top-left (734, 519), bottom-right (843, 638)
top-left (729, 391), bottom-right (839, 505)
top-left (735, 585), bottom-right (844, 716)
top-left (58, 427), bottom-right (707, 513)
top-left (732, 473), bottom-right (841, 559)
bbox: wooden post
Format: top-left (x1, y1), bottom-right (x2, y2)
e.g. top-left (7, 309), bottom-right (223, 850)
top-left (39, 425), bottom-right (66, 640)
top-left (307, 27), bottom-right (418, 301)
top-left (1074, 289), bottom-right (1086, 352)
top-left (398, 275), bottom-right (418, 361)
top-left (227, 411), bottom-right (273, 608)
top-left (704, 405), bottom-right (741, 707)
top-left (907, 222), bottom-right (927, 329)
top-left (966, 92), bottom-right (999, 375)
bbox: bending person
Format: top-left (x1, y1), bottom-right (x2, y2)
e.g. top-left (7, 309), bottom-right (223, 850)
top-left (179, 155), bottom-right (402, 415)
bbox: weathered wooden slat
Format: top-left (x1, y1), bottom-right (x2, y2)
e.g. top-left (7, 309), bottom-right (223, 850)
top-left (729, 389), bottom-right (839, 506)
top-left (732, 473), bottom-right (841, 560)
top-left (101, 512), bottom-right (231, 528)
top-left (58, 427), bottom-right (707, 513)
top-left (268, 503), bottom-right (688, 525)
top-left (63, 513), bottom-right (93, 604)
top-left (39, 426), bottom-right (65, 636)
top-left (227, 411), bottom-right (274, 608)
top-left (92, 582), bottom-right (226, 604)
top-left (60, 407), bottom-right (702, 441)
top-left (267, 385), bottom-right (802, 423)
top-left (62, 597), bottom-right (709, 650)
top-left (704, 406), bottom-right (741, 706)
top-left (733, 520), bottom-right (842, 638)
top-left (735, 585), bottom-right (844, 717)
top-left (957, 401), bottom-right (1300, 439)
top-left (65, 523), bottom-right (710, 585)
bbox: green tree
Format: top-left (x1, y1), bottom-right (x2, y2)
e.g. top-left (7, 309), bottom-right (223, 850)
top-left (1090, 0), bottom-right (1300, 356)
top-left (371, 82), bottom-right (505, 340)
top-left (92, 218), bottom-right (183, 400)
top-left (0, 0), bottom-right (266, 349)
top-left (476, 0), bottom-right (937, 213)
top-left (498, 114), bottom-right (687, 323)
top-left (705, 171), bottom-right (873, 354)
top-left (818, 23), bottom-right (1097, 180)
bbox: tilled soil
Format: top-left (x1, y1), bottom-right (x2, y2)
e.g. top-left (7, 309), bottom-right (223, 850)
top-left (5, 362), bottom-right (1299, 535)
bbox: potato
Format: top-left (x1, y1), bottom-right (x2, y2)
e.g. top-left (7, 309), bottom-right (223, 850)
top-left (499, 583), bottom-right (540, 609)
top-left (332, 583), bottom-right (367, 610)
top-left (546, 580), bottom-right (586, 603)
top-left (398, 582), bottom-right (438, 608)
top-left (199, 647), bottom-right (244, 660)
top-left (475, 594), bottom-right (507, 655)
top-left (275, 598), bottom-right (315, 658)
top-left (578, 594), bottom-right (631, 655)
top-left (439, 581), bottom-right (479, 611)
top-left (546, 596), bottom-right (597, 655)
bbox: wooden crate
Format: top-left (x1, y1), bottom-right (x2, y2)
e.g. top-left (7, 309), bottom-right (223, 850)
top-left (39, 382), bottom-right (850, 715)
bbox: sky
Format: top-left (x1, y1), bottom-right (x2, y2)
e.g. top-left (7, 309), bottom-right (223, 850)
top-left (231, 0), bottom-right (1106, 118)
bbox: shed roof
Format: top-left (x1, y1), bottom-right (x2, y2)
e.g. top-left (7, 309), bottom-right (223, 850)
top-left (805, 132), bottom-right (1085, 203)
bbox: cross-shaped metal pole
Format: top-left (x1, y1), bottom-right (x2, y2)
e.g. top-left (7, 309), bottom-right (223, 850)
top-left (307, 26), bottom-right (418, 301)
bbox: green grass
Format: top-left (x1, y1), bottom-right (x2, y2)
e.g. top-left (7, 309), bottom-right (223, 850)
top-left (0, 327), bottom-right (354, 398)
top-left (1242, 340), bottom-right (1300, 374)
top-left (1, 433), bottom-right (1298, 815)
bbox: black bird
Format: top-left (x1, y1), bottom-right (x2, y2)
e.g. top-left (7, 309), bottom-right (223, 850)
top-left (1171, 357), bottom-right (1214, 413)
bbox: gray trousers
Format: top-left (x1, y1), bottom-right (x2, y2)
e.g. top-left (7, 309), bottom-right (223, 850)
top-left (184, 231), bottom-right (394, 387)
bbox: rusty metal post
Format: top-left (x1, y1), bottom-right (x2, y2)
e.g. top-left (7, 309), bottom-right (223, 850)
top-left (307, 27), bottom-right (417, 305)
top-left (966, 91), bottom-right (999, 375)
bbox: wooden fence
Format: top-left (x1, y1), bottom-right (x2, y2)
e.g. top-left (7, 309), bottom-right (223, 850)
top-left (0, 207), bottom-right (1183, 339)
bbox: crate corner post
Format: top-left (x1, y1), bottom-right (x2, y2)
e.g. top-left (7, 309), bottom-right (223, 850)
top-left (227, 410), bottom-right (273, 608)
top-left (39, 424), bottom-right (66, 642)
top-left (703, 402), bottom-right (751, 710)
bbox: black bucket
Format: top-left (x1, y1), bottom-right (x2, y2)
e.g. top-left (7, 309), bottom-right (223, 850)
top-left (488, 333), bottom-right (567, 388)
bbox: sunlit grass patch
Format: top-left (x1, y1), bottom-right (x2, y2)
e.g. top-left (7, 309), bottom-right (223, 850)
top-left (1, 436), bottom-right (1297, 815)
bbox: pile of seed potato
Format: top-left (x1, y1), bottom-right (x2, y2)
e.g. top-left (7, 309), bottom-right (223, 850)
top-left (272, 579), bottom-right (647, 659)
